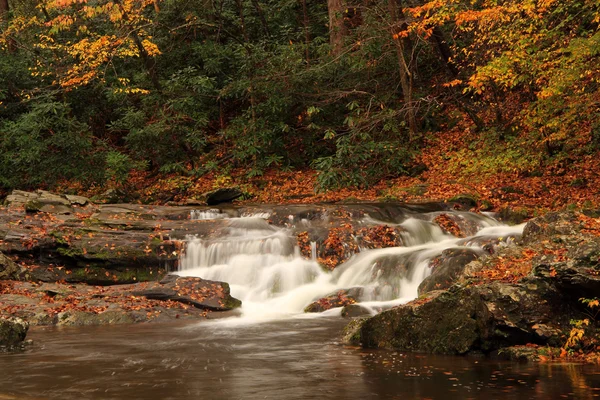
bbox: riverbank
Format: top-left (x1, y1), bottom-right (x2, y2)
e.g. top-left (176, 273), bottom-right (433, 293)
top-left (37, 128), bottom-right (600, 217)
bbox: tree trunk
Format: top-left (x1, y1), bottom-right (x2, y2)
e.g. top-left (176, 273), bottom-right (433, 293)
top-left (250, 0), bottom-right (270, 37)
top-left (430, 26), bottom-right (458, 77)
top-left (235, 0), bottom-right (257, 123)
top-left (388, 0), bottom-right (417, 140)
top-left (0, 0), bottom-right (8, 24)
top-left (115, 0), bottom-right (162, 93)
top-left (0, 0), bottom-right (16, 52)
top-left (328, 0), bottom-right (347, 56)
top-left (300, 0), bottom-right (310, 65)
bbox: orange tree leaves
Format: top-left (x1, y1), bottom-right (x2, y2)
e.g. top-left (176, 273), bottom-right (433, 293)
top-left (21, 0), bottom-right (161, 90)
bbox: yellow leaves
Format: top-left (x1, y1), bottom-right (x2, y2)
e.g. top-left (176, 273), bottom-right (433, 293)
top-left (23, 0), bottom-right (161, 90)
top-left (565, 319), bottom-right (589, 349)
top-left (141, 39), bottom-right (161, 57)
top-left (537, 0), bottom-right (558, 12)
top-left (47, 0), bottom-right (87, 10)
top-left (442, 79), bottom-right (462, 88)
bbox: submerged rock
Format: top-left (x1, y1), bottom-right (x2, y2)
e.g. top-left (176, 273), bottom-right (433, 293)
top-left (0, 317), bottom-right (28, 350)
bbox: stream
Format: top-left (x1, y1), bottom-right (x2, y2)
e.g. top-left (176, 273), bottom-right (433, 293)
top-left (1, 205), bottom-right (599, 399)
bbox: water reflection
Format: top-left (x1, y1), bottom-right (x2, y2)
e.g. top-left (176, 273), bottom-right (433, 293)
top-left (0, 319), bottom-right (599, 399)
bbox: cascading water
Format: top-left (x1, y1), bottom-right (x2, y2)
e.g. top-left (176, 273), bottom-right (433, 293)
top-left (177, 207), bottom-right (525, 322)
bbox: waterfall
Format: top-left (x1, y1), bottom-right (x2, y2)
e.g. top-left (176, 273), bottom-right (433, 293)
top-left (177, 209), bottom-right (525, 322)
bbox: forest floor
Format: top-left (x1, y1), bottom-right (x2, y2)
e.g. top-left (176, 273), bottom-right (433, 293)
top-left (55, 127), bottom-right (599, 215)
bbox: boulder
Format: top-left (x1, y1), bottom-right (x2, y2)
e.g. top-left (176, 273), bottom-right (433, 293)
top-left (0, 252), bottom-right (27, 280)
top-left (448, 194), bottom-right (478, 210)
top-left (351, 280), bottom-right (568, 354)
top-left (132, 275), bottom-right (242, 311)
top-left (304, 287), bottom-right (362, 313)
top-left (497, 207), bottom-right (530, 225)
top-left (6, 190), bottom-right (73, 213)
top-left (4, 190), bottom-right (39, 207)
top-left (0, 317), bottom-right (29, 350)
top-left (204, 187), bottom-right (243, 206)
top-left (97, 188), bottom-right (127, 204)
top-left (432, 213), bottom-right (480, 237)
top-left (531, 238), bottom-right (600, 299)
top-left (418, 248), bottom-right (481, 295)
top-left (341, 304), bottom-right (372, 318)
top-left (65, 194), bottom-right (90, 206)
top-left (521, 211), bottom-right (581, 245)
top-left (4, 190), bottom-right (91, 214)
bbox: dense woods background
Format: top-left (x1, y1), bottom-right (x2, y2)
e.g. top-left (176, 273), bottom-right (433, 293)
top-left (0, 0), bottom-right (599, 196)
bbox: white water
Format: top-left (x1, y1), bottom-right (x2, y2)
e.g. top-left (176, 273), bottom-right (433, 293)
top-left (177, 209), bottom-right (524, 323)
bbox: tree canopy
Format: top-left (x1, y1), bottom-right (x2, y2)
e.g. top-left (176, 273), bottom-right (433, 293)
top-left (0, 0), bottom-right (599, 193)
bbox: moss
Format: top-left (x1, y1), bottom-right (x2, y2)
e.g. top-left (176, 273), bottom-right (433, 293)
top-left (220, 282), bottom-right (242, 309)
top-left (24, 200), bottom-right (42, 212)
top-left (223, 295), bottom-right (242, 310)
top-left (448, 193), bottom-right (478, 208)
top-left (82, 217), bottom-right (102, 226)
top-left (342, 318), bottom-right (366, 345)
top-left (56, 246), bottom-right (85, 258)
top-left (66, 266), bottom-right (165, 285)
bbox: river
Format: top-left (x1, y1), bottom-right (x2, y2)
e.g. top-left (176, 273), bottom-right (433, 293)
top-left (1, 317), bottom-right (599, 399)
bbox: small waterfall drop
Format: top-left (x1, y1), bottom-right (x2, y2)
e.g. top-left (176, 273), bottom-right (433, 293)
top-left (177, 208), bottom-right (524, 322)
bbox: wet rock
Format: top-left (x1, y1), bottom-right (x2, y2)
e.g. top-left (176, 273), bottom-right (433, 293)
top-left (497, 207), bottom-right (530, 226)
top-left (304, 288), bottom-right (363, 313)
top-left (343, 318), bottom-right (367, 344)
top-left (205, 187), bottom-right (243, 206)
top-left (0, 317), bottom-right (28, 350)
top-left (495, 345), bottom-right (543, 362)
top-left (341, 304), bottom-right (372, 318)
top-left (132, 275), bottom-right (242, 311)
top-left (354, 280), bottom-right (569, 354)
top-left (27, 264), bottom-right (168, 286)
top-left (457, 234), bottom-right (521, 255)
top-left (522, 211), bottom-right (581, 245)
top-left (432, 213), bottom-right (480, 237)
top-left (56, 310), bottom-right (137, 326)
top-left (418, 248), bottom-right (482, 295)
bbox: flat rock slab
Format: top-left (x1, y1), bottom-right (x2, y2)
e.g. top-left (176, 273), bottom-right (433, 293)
top-left (0, 277), bottom-right (241, 326)
top-left (131, 275), bottom-right (241, 311)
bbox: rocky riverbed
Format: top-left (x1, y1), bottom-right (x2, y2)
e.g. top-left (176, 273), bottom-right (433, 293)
top-left (0, 190), bottom-right (468, 347)
top-left (2, 190), bottom-right (599, 362)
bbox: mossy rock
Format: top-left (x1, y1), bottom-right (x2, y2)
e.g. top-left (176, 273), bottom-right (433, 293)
top-left (498, 207), bottom-right (530, 225)
top-left (0, 317), bottom-right (28, 350)
top-left (448, 193), bottom-right (478, 209)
